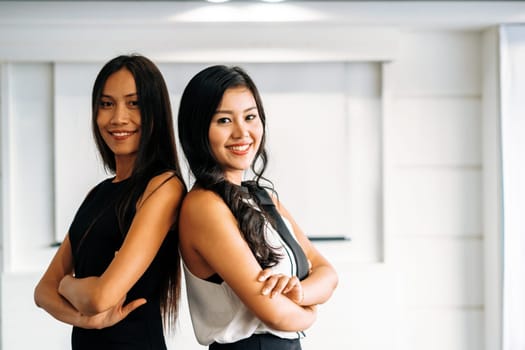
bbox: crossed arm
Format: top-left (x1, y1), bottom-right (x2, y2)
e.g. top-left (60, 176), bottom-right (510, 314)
top-left (34, 173), bottom-right (185, 328)
top-left (178, 189), bottom-right (338, 332)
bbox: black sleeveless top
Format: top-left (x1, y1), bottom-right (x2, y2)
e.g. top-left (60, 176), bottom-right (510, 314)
top-left (68, 177), bottom-right (168, 350)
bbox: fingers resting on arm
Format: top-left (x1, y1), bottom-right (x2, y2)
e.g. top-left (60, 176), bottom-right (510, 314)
top-left (257, 269), bottom-right (304, 305)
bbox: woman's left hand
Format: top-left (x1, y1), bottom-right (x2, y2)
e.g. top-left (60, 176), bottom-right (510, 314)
top-left (79, 295), bottom-right (147, 329)
top-left (258, 269), bottom-right (303, 305)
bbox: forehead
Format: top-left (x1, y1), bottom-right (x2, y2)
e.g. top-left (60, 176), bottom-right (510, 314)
top-left (102, 68), bottom-right (136, 95)
top-left (217, 87), bottom-right (256, 109)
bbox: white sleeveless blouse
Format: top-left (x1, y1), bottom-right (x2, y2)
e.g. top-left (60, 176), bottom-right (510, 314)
top-left (183, 216), bottom-right (304, 345)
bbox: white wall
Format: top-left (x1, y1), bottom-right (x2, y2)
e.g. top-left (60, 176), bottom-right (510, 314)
top-left (482, 26), bottom-right (503, 350)
top-left (500, 24), bottom-right (525, 350)
top-left (2, 59), bottom-right (384, 350)
top-left (384, 30), bottom-right (484, 350)
top-left (0, 1), bottom-right (512, 350)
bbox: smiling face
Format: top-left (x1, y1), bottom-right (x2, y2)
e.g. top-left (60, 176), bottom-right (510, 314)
top-left (208, 86), bottom-right (263, 184)
top-left (96, 68), bottom-right (141, 169)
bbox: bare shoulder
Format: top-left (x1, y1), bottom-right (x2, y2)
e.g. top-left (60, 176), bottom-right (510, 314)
top-left (149, 171), bottom-right (184, 190)
top-left (146, 171), bottom-right (185, 196)
top-left (137, 171), bottom-right (185, 208)
top-left (181, 188), bottom-right (230, 218)
top-left (179, 188), bottom-right (238, 245)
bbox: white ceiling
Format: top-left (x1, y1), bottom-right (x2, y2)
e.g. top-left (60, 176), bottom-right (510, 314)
top-left (0, 1), bottom-right (524, 30)
top-left (1, 1), bottom-right (523, 62)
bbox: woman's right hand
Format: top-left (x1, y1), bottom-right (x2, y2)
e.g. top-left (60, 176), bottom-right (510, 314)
top-left (79, 295), bottom-right (146, 329)
top-left (257, 269), bottom-right (304, 305)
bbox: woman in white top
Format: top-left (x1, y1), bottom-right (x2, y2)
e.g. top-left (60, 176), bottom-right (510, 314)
top-left (177, 65), bottom-right (338, 350)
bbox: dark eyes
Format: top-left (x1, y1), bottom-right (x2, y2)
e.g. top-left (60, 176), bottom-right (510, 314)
top-left (216, 114), bottom-right (258, 124)
top-left (217, 117), bottom-right (231, 124)
top-left (99, 100), bottom-right (113, 108)
top-left (128, 100), bottom-right (140, 108)
top-left (99, 100), bottom-right (139, 109)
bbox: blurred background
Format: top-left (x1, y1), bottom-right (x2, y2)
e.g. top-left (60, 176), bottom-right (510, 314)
top-left (1, 1), bottom-right (524, 349)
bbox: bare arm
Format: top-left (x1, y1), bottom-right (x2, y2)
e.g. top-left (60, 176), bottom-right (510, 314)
top-left (34, 235), bottom-right (83, 325)
top-left (34, 235), bottom-right (145, 328)
top-left (179, 189), bottom-right (317, 332)
top-left (58, 173), bottom-right (185, 315)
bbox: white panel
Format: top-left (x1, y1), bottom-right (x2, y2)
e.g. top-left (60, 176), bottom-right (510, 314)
top-left (1, 63), bottom-right (9, 271)
top-left (383, 29), bottom-right (485, 350)
top-left (8, 63), bottom-right (56, 271)
top-left (401, 308), bottom-right (483, 350)
top-left (344, 96), bottom-right (382, 261)
top-left (241, 62), bottom-right (345, 92)
top-left (2, 273), bottom-right (70, 350)
top-left (54, 63), bottom-right (107, 241)
top-left (393, 237), bottom-right (483, 306)
top-left (500, 24), bottom-right (525, 350)
top-left (303, 262), bottom-right (401, 350)
top-left (391, 97), bottom-right (481, 165)
top-left (382, 60), bottom-right (398, 264)
top-left (390, 31), bottom-right (481, 96)
top-left (345, 63), bottom-right (383, 260)
top-left (389, 168), bottom-right (482, 236)
top-left (481, 27), bottom-right (502, 350)
top-left (158, 63), bottom-right (213, 97)
top-left (263, 93), bottom-right (349, 236)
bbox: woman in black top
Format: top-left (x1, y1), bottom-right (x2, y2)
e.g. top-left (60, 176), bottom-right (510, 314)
top-left (34, 55), bottom-right (186, 349)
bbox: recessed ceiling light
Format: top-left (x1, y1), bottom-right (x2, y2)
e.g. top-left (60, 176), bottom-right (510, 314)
top-left (206, 0), bottom-right (230, 3)
top-left (171, 3), bottom-right (324, 23)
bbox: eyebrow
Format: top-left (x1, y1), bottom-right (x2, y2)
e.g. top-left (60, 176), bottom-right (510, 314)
top-left (215, 106), bottom-right (257, 114)
top-left (101, 92), bottom-right (138, 98)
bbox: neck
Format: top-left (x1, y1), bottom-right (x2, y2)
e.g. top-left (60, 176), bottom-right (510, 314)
top-left (114, 155), bottom-right (136, 182)
top-left (224, 171), bottom-right (243, 186)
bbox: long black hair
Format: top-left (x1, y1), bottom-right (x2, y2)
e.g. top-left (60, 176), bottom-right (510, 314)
top-left (91, 54), bottom-right (183, 330)
top-left (178, 65), bottom-right (281, 268)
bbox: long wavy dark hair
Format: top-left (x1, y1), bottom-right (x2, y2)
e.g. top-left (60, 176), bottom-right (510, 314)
top-left (91, 54), bottom-right (184, 330)
top-left (178, 65), bottom-right (281, 268)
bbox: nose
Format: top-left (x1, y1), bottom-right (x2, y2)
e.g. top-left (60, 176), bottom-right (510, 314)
top-left (232, 118), bottom-right (248, 139)
top-left (110, 102), bottom-right (129, 125)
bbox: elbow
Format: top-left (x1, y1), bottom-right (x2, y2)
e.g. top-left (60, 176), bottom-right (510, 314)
top-left (331, 270), bottom-right (339, 293)
top-left (86, 283), bottom-right (125, 315)
top-left (263, 318), bottom-right (299, 332)
top-left (33, 283), bottom-right (44, 308)
top-left (259, 305), bottom-right (316, 332)
top-left (82, 297), bottom-right (104, 316)
top-left (264, 316), bottom-right (315, 332)
top-left (59, 276), bottom-right (115, 315)
top-left (34, 279), bottom-right (54, 309)
top-left (313, 267), bottom-right (339, 305)
top-left (81, 288), bottom-right (112, 315)
top-left (66, 284), bottom-right (109, 315)
top-left (323, 268), bottom-right (339, 302)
